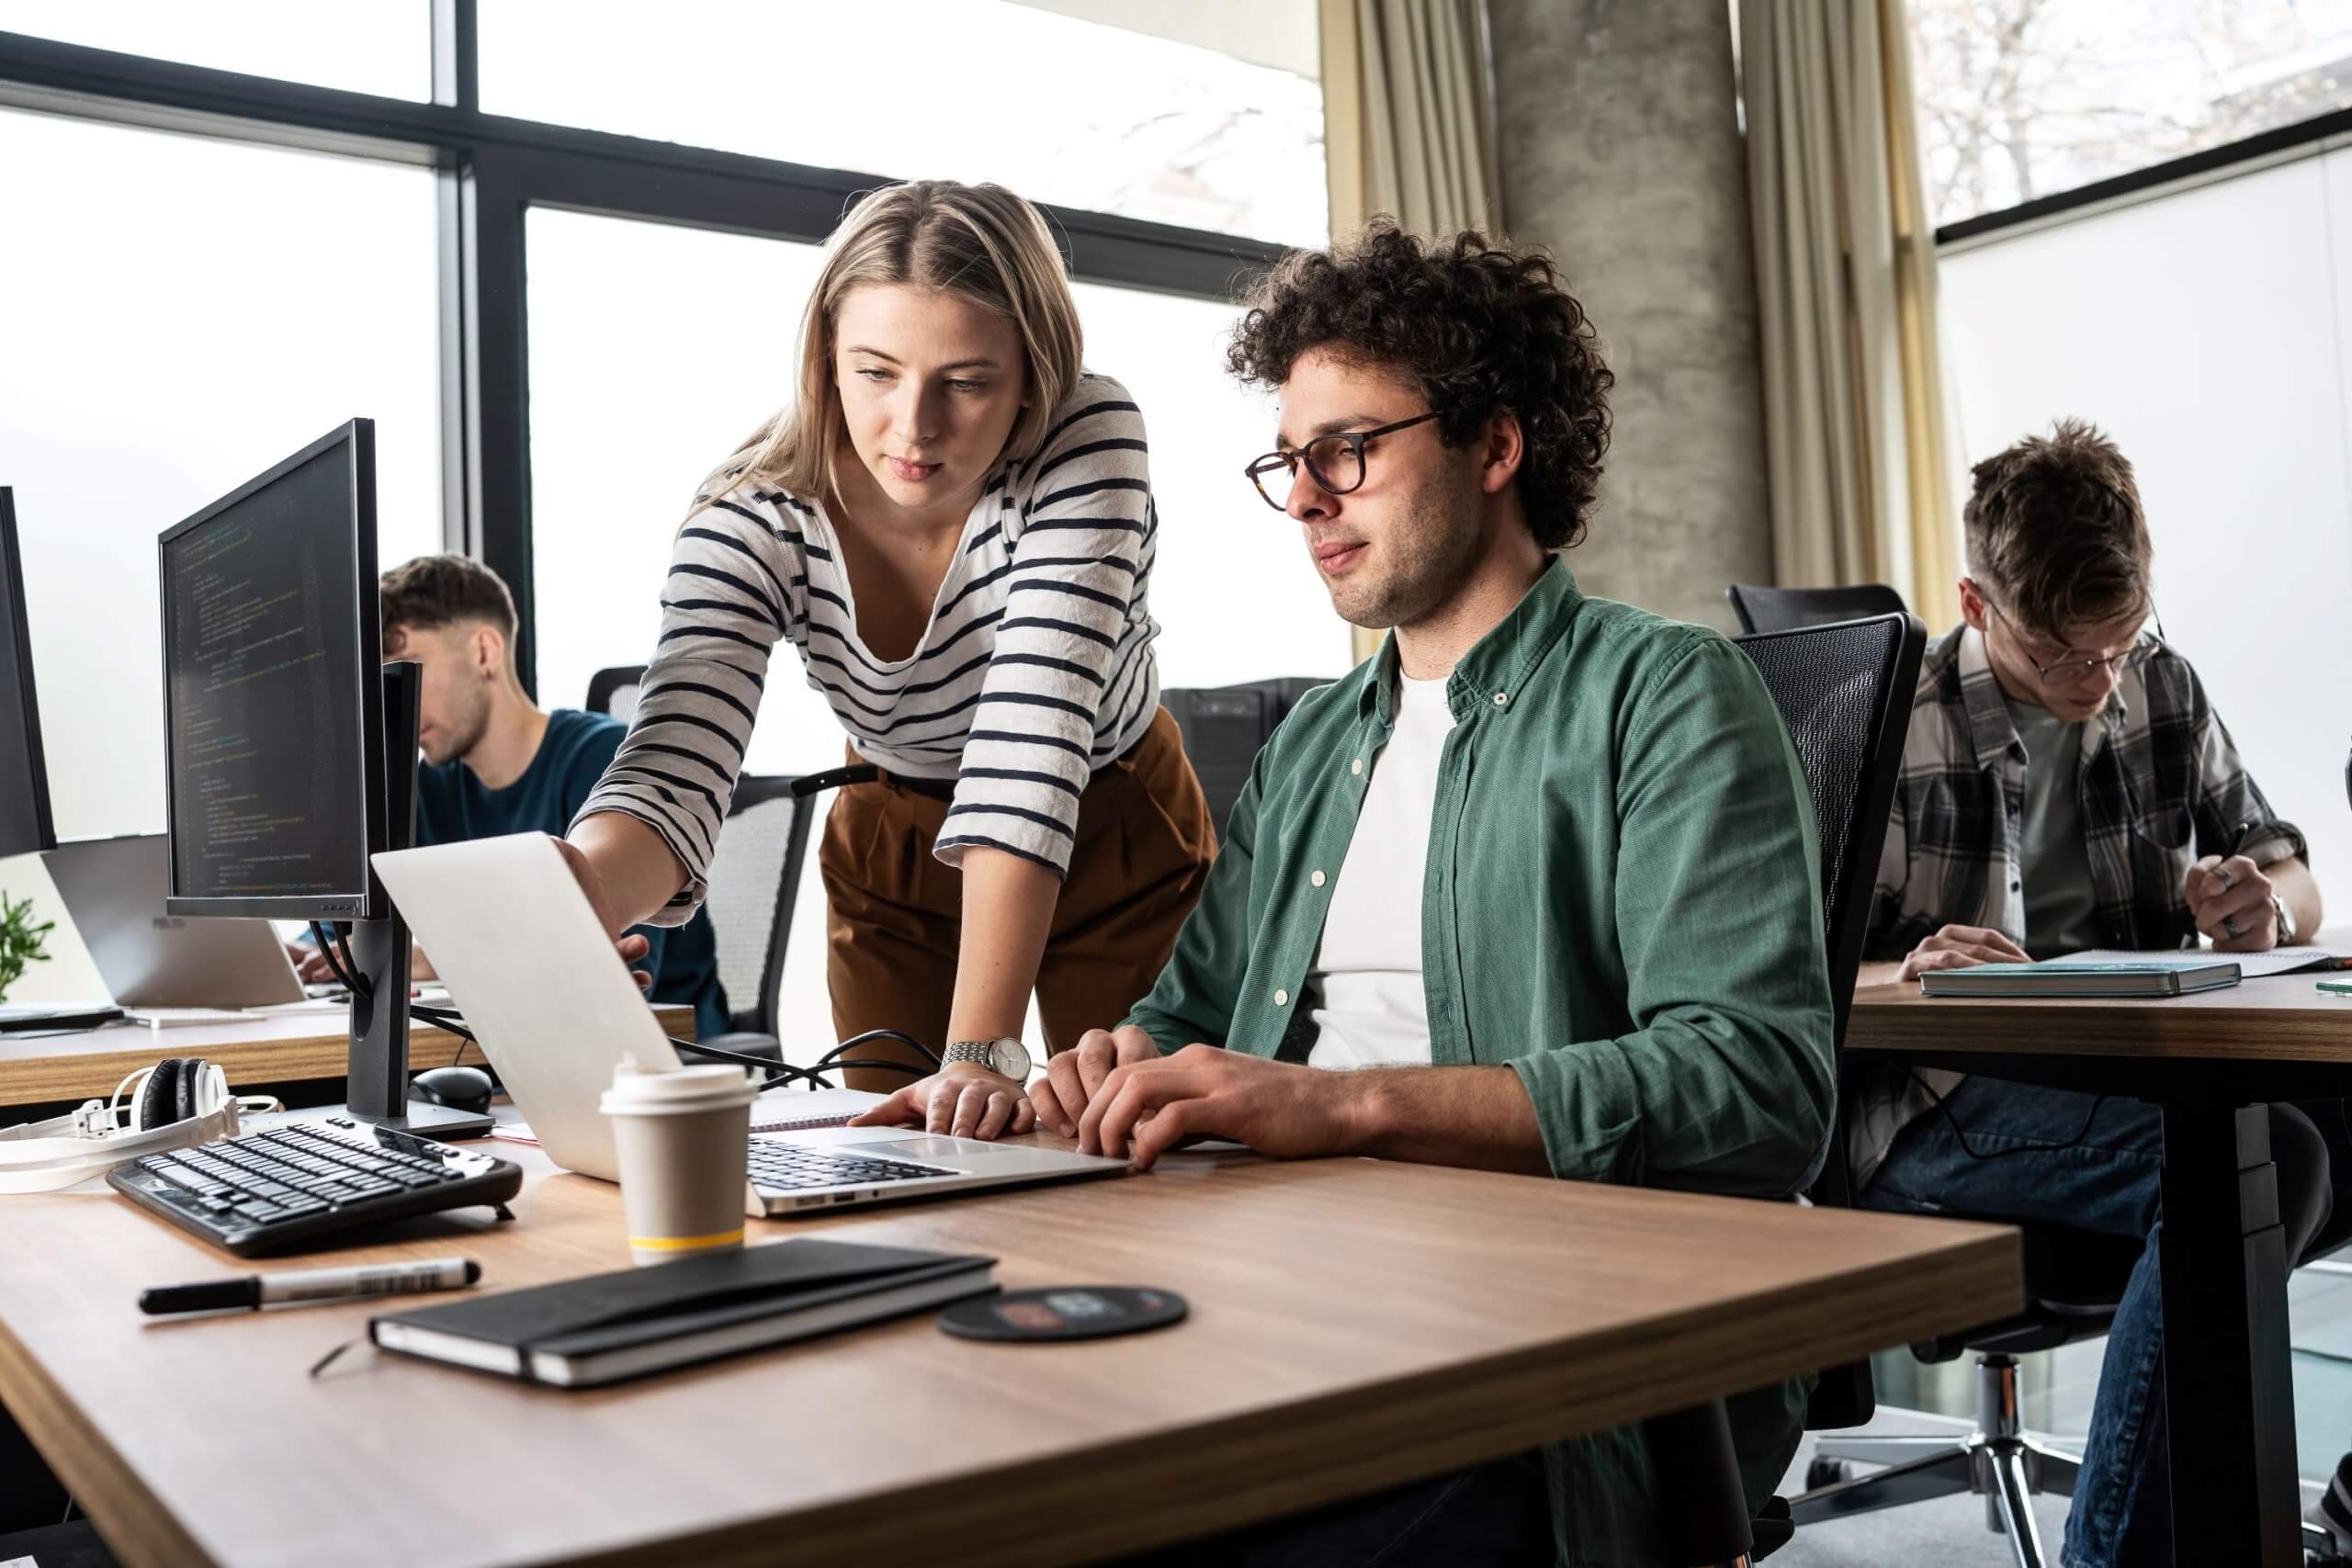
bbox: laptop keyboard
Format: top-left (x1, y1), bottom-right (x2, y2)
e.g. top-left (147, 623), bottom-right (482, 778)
top-left (745, 1140), bottom-right (958, 1194)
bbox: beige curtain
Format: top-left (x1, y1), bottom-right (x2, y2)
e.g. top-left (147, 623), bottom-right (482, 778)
top-left (1321, 0), bottom-right (1501, 660)
top-left (1741, 0), bottom-right (1962, 631)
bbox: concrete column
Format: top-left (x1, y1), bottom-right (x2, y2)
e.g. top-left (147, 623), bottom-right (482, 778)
top-left (1489, 0), bottom-right (1770, 631)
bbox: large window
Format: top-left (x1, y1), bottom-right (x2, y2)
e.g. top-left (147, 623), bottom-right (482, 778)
top-left (0, 11), bottom-right (1302, 1021)
top-left (479, 0), bottom-right (1328, 247)
top-left (1910, 0), bottom-right (2352, 228)
top-left (0, 106), bottom-right (441, 844)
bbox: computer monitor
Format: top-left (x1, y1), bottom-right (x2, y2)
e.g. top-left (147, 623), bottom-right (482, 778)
top-left (0, 491), bottom-right (56, 859)
top-left (158, 424), bottom-right (389, 919)
top-left (157, 422), bottom-right (481, 1135)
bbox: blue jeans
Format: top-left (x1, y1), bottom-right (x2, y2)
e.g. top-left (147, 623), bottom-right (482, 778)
top-left (1117, 1450), bottom-right (1552, 1567)
top-left (1860, 1079), bottom-right (2336, 1568)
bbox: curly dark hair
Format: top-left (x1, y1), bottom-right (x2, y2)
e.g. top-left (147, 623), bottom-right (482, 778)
top-left (1226, 222), bottom-right (1613, 549)
top-left (1964, 418), bottom-right (2150, 637)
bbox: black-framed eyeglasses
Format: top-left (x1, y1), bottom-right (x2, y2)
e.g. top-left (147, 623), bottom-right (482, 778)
top-left (1982, 596), bottom-right (2164, 684)
top-left (1243, 412), bottom-right (1442, 511)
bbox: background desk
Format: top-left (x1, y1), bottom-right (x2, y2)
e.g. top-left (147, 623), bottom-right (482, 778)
top-left (0, 1005), bottom-right (696, 1109)
top-left (0, 1141), bottom-right (2018, 1568)
top-left (1848, 961), bottom-right (2352, 1567)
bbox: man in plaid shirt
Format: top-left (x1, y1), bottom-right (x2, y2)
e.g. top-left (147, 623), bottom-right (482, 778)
top-left (1852, 421), bottom-right (2339, 1567)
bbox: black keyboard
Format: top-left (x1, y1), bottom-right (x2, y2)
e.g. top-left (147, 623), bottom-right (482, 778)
top-left (107, 1117), bottom-right (523, 1258)
top-left (745, 1140), bottom-right (957, 1198)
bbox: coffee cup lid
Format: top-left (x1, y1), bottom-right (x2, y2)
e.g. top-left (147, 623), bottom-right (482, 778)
top-left (598, 1057), bottom-right (760, 1117)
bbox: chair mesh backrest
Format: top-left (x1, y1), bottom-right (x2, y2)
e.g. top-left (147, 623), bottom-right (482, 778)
top-left (1727, 581), bottom-right (1907, 635)
top-left (1734, 614), bottom-right (1925, 1203)
top-left (1163, 677), bottom-right (1328, 834)
top-left (1735, 612), bottom-right (1926, 1437)
top-left (703, 775), bottom-right (813, 1036)
top-left (584, 665), bottom-right (647, 724)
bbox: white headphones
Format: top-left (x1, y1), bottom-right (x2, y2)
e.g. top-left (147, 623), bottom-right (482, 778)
top-left (0, 1057), bottom-right (280, 1195)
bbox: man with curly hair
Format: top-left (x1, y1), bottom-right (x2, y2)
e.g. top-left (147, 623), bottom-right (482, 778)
top-left (1022, 223), bottom-right (1838, 1564)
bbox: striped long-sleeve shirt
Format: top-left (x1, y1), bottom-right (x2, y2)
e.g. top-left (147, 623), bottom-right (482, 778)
top-left (574, 372), bottom-right (1163, 921)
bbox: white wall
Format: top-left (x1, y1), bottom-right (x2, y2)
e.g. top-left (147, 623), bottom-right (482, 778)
top-left (1940, 154), bottom-right (2352, 923)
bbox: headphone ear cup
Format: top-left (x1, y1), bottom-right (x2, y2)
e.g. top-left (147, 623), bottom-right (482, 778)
top-left (186, 1059), bottom-right (227, 1118)
top-left (136, 1059), bottom-right (184, 1132)
top-left (175, 1057), bottom-right (205, 1123)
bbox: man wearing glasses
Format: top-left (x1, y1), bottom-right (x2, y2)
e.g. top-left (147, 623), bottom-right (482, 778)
top-left (1852, 418), bottom-right (2340, 1568)
top-left (1023, 223), bottom-right (1837, 1564)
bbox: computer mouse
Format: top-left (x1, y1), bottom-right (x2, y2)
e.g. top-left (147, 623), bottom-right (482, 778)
top-left (410, 1065), bottom-right (495, 1116)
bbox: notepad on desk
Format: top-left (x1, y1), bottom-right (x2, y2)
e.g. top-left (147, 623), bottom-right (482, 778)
top-left (2058, 946), bottom-right (2350, 980)
top-left (369, 1237), bottom-right (997, 1387)
top-left (1920, 961), bottom-right (2243, 998)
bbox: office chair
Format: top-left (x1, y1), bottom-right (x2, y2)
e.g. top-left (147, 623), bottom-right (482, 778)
top-left (1642, 611), bottom-right (1926, 1566)
top-left (1742, 613), bottom-right (2128, 1567)
top-left (694, 774), bottom-right (815, 1066)
top-left (1161, 678), bottom-right (1327, 834)
top-left (1725, 582), bottom-right (1907, 636)
top-left (585, 664), bottom-right (647, 724)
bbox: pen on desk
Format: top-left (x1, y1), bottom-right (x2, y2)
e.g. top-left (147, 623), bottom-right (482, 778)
top-left (139, 1257), bottom-right (480, 1315)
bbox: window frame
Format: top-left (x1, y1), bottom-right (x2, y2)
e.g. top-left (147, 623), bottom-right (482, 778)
top-left (0, 3), bottom-right (1290, 688)
top-left (1928, 75), bottom-right (2352, 252)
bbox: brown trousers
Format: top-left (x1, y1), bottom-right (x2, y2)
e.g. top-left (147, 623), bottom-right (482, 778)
top-left (819, 706), bottom-right (1216, 1088)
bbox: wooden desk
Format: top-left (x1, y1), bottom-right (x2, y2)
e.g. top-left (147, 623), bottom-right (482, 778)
top-left (0, 1145), bottom-right (2019, 1568)
top-left (1849, 965), bottom-right (2352, 1568)
top-left (0, 1006), bottom-right (696, 1109)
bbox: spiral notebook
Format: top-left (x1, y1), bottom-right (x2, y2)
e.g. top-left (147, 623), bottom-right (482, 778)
top-left (750, 1087), bottom-right (889, 1134)
top-left (492, 1086), bottom-right (890, 1147)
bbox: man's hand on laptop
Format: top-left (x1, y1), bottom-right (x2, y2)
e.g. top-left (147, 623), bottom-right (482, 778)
top-left (1079, 1044), bottom-right (1359, 1172)
top-left (285, 941), bottom-right (442, 986)
top-left (1896, 924), bottom-right (2030, 982)
top-left (1027, 1026), bottom-right (1161, 1138)
top-left (848, 1065), bottom-right (1036, 1140)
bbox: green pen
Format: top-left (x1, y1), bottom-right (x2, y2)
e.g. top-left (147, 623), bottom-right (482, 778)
top-left (2321, 979), bottom-right (2352, 998)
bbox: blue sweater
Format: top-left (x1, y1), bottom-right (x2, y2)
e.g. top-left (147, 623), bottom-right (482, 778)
top-left (414, 709), bottom-right (728, 1040)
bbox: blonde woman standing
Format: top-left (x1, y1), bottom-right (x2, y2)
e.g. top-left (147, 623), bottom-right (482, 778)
top-left (561, 180), bottom-right (1216, 1134)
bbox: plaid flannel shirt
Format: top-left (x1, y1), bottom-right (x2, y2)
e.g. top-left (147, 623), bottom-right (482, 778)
top-left (1850, 624), bottom-right (2309, 1185)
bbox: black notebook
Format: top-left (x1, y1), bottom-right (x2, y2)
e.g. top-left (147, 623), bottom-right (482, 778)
top-left (369, 1238), bottom-right (997, 1388)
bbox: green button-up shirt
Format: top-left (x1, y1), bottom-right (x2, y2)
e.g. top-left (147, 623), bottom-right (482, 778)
top-left (1125, 558), bottom-right (1835, 1566)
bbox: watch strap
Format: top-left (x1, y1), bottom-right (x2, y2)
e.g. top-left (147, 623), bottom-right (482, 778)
top-left (944, 1039), bottom-right (1023, 1076)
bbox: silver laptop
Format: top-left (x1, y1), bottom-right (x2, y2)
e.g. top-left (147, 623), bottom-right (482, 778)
top-left (42, 835), bottom-right (307, 1009)
top-left (370, 833), bottom-right (1130, 1217)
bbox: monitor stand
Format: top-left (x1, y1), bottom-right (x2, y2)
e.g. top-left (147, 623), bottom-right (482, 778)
top-left (332, 660), bottom-right (491, 1141)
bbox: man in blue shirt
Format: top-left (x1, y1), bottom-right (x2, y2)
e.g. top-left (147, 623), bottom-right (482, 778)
top-left (300, 554), bottom-right (727, 1037)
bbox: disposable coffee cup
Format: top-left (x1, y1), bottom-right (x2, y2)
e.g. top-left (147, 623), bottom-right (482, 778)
top-left (599, 1056), bottom-right (760, 1268)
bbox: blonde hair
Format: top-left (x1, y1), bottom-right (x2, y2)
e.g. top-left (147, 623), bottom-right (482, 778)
top-left (699, 180), bottom-right (1083, 510)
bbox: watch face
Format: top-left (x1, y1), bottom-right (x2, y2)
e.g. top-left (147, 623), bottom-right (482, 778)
top-left (990, 1038), bottom-right (1032, 1078)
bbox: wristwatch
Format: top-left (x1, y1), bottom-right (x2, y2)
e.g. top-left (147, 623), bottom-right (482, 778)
top-left (943, 1037), bottom-right (1035, 1081)
top-left (2273, 893), bottom-right (2297, 947)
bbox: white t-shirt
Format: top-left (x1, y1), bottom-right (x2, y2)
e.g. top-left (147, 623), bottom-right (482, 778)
top-left (1306, 671), bottom-right (1455, 1068)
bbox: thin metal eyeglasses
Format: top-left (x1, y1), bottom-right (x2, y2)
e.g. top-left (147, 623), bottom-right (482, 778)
top-left (1983, 597), bottom-right (2164, 684)
top-left (1243, 412), bottom-right (1442, 511)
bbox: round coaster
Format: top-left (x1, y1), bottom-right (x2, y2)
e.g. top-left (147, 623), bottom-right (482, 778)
top-left (940, 1285), bottom-right (1188, 1342)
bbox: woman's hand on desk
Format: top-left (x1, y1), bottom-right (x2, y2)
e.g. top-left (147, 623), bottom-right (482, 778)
top-left (1027, 1026), bottom-right (1161, 1138)
top-left (849, 1064), bottom-right (1036, 1141)
top-left (1896, 925), bottom-right (2030, 982)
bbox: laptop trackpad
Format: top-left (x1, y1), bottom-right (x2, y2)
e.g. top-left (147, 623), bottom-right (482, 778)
top-left (779, 1123), bottom-right (953, 1149)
